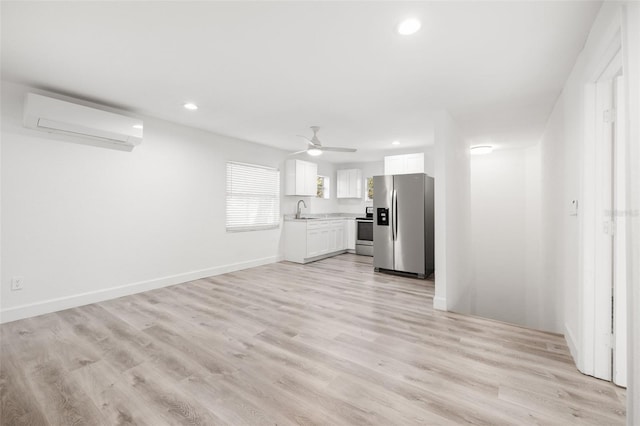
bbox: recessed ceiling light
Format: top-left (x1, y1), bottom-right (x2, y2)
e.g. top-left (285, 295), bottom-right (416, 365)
top-left (397, 18), bottom-right (421, 35)
top-left (183, 103), bottom-right (198, 110)
top-left (392, 140), bottom-right (400, 145)
top-left (471, 145), bottom-right (493, 155)
top-left (307, 148), bottom-right (322, 156)
top-left (132, 124), bottom-right (143, 130)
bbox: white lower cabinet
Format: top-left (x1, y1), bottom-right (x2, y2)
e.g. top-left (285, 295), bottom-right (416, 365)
top-left (346, 218), bottom-right (356, 251)
top-left (327, 223), bottom-right (344, 253)
top-left (333, 224), bottom-right (345, 252)
top-left (284, 219), bottom-right (347, 264)
top-left (306, 227), bottom-right (327, 258)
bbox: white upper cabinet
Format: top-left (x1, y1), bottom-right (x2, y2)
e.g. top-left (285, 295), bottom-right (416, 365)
top-left (336, 168), bottom-right (362, 198)
top-left (285, 159), bottom-right (318, 196)
top-left (384, 153), bottom-right (424, 175)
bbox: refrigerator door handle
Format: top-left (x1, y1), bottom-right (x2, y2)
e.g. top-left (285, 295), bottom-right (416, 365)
top-left (392, 189), bottom-right (398, 241)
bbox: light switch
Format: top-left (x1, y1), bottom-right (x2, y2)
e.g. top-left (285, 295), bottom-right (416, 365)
top-left (569, 199), bottom-right (578, 216)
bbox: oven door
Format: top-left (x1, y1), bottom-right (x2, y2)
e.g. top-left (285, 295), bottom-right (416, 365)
top-left (356, 220), bottom-right (373, 245)
top-left (356, 219), bottom-right (374, 256)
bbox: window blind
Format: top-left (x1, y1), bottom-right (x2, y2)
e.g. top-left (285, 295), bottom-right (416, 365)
top-left (226, 161), bottom-right (280, 232)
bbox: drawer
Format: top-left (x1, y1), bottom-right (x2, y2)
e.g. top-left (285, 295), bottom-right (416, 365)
top-left (307, 220), bottom-right (329, 230)
top-left (307, 219), bottom-right (345, 229)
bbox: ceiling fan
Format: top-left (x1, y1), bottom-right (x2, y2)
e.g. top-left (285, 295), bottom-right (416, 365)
top-left (291, 126), bottom-right (357, 156)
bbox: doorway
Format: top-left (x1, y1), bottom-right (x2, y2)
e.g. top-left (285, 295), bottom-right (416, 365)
top-left (583, 44), bottom-right (627, 388)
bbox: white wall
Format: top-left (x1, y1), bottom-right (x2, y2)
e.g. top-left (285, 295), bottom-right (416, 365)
top-left (470, 149), bottom-right (526, 325)
top-left (524, 145), bottom-right (544, 329)
top-left (423, 148), bottom-right (435, 177)
top-left (469, 146), bottom-right (547, 330)
top-left (539, 92), bottom-right (573, 338)
top-left (538, 94), bottom-right (569, 337)
top-left (537, 3), bottom-right (640, 421)
top-left (537, 2), bottom-right (627, 365)
top-left (433, 111), bottom-right (472, 313)
top-left (1, 82), bottom-right (289, 322)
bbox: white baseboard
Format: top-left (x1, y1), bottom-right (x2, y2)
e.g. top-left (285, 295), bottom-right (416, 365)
top-left (433, 296), bottom-right (447, 311)
top-left (564, 323), bottom-right (580, 370)
top-left (0, 255), bottom-right (281, 324)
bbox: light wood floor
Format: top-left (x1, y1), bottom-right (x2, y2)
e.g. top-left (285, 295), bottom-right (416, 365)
top-left (1, 254), bottom-right (626, 425)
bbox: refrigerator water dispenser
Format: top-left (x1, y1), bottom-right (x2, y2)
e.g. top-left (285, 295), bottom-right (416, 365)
top-left (377, 208), bottom-right (389, 226)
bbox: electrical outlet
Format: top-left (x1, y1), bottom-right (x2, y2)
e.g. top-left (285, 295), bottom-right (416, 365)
top-left (11, 276), bottom-right (24, 291)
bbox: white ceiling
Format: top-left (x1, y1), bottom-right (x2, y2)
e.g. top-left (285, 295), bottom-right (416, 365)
top-left (1, 1), bottom-right (600, 163)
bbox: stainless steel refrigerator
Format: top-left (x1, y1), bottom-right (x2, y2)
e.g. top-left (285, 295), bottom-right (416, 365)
top-left (373, 173), bottom-right (434, 278)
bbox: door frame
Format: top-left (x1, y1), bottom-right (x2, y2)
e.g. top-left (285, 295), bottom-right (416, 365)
top-left (579, 32), bottom-right (624, 381)
top-left (612, 74), bottom-right (627, 387)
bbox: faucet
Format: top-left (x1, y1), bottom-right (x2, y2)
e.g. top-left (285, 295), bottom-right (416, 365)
top-left (296, 199), bottom-right (307, 219)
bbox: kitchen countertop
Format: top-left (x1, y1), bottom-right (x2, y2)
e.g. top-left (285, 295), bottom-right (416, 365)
top-left (283, 213), bottom-right (366, 222)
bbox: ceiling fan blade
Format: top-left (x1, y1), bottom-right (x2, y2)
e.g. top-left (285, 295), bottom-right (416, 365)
top-left (320, 147), bottom-right (357, 152)
top-left (296, 135), bottom-right (319, 147)
top-left (288, 149), bottom-right (309, 156)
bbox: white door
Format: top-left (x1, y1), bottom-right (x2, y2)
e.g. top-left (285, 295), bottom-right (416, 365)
top-left (346, 219), bottom-right (356, 250)
top-left (384, 156), bottom-right (404, 175)
top-left (592, 77), bottom-right (614, 381)
top-left (590, 56), bottom-right (626, 387)
top-left (295, 161), bottom-right (306, 195)
top-left (347, 170), bottom-right (355, 197)
top-left (405, 153), bottom-right (425, 174)
top-left (307, 229), bottom-right (323, 257)
top-left (319, 228), bottom-right (330, 254)
top-left (335, 223), bottom-right (345, 250)
top-left (336, 170), bottom-right (348, 198)
top-left (303, 161), bottom-right (318, 196)
top-left (613, 75), bottom-right (627, 387)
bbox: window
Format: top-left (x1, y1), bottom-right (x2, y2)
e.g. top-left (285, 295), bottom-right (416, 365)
top-left (366, 176), bottom-right (374, 201)
top-left (317, 175), bottom-right (330, 199)
top-left (226, 161), bottom-right (280, 232)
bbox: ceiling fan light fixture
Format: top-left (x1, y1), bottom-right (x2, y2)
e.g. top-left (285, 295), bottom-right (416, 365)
top-left (307, 148), bottom-right (322, 156)
top-left (471, 145), bottom-right (493, 155)
top-left (397, 18), bottom-right (421, 35)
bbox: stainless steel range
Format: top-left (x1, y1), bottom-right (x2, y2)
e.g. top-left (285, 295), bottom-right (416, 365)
top-left (356, 208), bottom-right (374, 256)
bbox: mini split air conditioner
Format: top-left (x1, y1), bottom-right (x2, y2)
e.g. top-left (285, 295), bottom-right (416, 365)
top-left (23, 93), bottom-right (143, 151)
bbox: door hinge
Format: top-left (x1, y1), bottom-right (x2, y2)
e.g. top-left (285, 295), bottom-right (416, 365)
top-left (603, 332), bottom-right (614, 349)
top-left (610, 333), bottom-right (615, 349)
top-left (603, 220), bottom-right (615, 235)
top-left (603, 109), bottom-right (616, 123)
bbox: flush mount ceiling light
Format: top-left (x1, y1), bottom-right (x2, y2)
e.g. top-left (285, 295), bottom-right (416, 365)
top-left (392, 140), bottom-right (400, 145)
top-left (307, 148), bottom-right (322, 156)
top-left (397, 18), bottom-right (421, 35)
top-left (471, 145), bottom-right (494, 155)
top-left (132, 124), bottom-right (143, 129)
top-left (183, 102), bottom-right (198, 110)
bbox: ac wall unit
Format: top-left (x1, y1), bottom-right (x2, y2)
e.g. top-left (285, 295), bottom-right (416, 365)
top-left (23, 93), bottom-right (143, 151)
